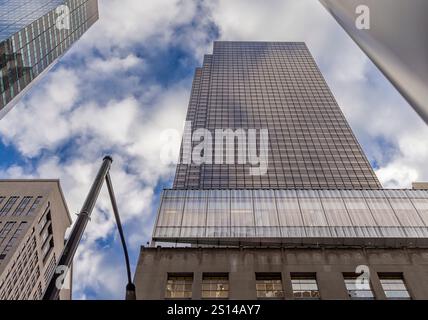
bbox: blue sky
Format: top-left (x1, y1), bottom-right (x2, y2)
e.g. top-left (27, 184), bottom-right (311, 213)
top-left (0, 0), bottom-right (427, 299)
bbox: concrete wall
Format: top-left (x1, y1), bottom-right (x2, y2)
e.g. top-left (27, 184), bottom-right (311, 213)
top-left (0, 180), bottom-right (72, 300)
top-left (413, 182), bottom-right (428, 190)
top-left (135, 247), bottom-right (428, 300)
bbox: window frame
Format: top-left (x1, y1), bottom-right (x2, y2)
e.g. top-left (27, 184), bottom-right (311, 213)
top-left (165, 273), bottom-right (193, 300)
top-left (291, 273), bottom-right (320, 300)
top-left (255, 273), bottom-right (285, 299)
top-left (378, 273), bottom-right (411, 300)
top-left (201, 273), bottom-right (229, 299)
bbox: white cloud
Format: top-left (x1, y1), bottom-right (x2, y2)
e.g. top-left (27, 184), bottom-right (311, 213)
top-left (74, 0), bottom-right (212, 60)
top-left (376, 125), bottom-right (428, 188)
top-left (88, 54), bottom-right (143, 74)
top-left (0, 69), bottom-right (78, 156)
top-left (70, 98), bottom-right (140, 145)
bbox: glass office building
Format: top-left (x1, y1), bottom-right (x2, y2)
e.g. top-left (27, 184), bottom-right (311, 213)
top-left (135, 42), bottom-right (428, 300)
top-left (0, 0), bottom-right (99, 119)
top-left (155, 41), bottom-right (412, 245)
top-left (174, 42), bottom-right (381, 190)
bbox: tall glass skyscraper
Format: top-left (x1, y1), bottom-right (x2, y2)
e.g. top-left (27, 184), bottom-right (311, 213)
top-left (174, 41), bottom-right (381, 190)
top-left (0, 0), bottom-right (99, 119)
top-left (135, 42), bottom-right (428, 300)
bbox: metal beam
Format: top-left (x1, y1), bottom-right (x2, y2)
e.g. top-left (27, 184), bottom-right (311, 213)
top-left (43, 156), bottom-right (135, 300)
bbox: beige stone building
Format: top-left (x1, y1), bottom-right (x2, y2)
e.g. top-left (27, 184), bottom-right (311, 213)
top-left (0, 180), bottom-right (72, 300)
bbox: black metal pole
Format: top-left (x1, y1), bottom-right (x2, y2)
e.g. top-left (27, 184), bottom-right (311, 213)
top-left (42, 156), bottom-right (113, 300)
top-left (105, 172), bottom-right (136, 300)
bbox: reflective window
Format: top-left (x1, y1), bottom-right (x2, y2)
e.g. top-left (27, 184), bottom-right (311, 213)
top-left (0, 222), bottom-right (27, 259)
top-left (153, 189), bottom-right (428, 242)
top-left (343, 274), bottom-right (375, 300)
top-left (231, 193), bottom-right (254, 237)
top-left (206, 197), bottom-right (230, 237)
top-left (207, 197), bottom-right (230, 227)
top-left (379, 274), bottom-right (411, 300)
top-left (27, 196), bottom-right (43, 216)
top-left (182, 197), bottom-right (207, 227)
top-left (321, 198), bottom-right (353, 226)
top-left (0, 221), bottom-right (15, 248)
top-left (291, 274), bottom-right (320, 299)
top-left (299, 198), bottom-right (328, 226)
top-left (389, 198), bottom-right (424, 226)
top-left (158, 197), bottom-right (184, 227)
top-left (0, 196), bottom-right (19, 216)
top-left (256, 273), bottom-right (284, 299)
top-left (165, 274), bottom-right (193, 299)
top-left (202, 274), bottom-right (229, 299)
top-left (254, 198), bottom-right (279, 226)
top-left (411, 198), bottom-right (428, 226)
top-left (0, 0), bottom-right (99, 112)
top-left (254, 197), bottom-right (280, 236)
top-left (276, 198), bottom-right (303, 226)
top-left (13, 196), bottom-right (33, 216)
top-left (231, 196), bottom-right (254, 226)
top-left (366, 198), bottom-right (400, 226)
top-left (0, 0), bottom-right (64, 42)
top-left (343, 198), bottom-right (376, 226)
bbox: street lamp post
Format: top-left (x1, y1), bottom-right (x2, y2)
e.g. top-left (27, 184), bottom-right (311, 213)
top-left (42, 156), bottom-right (136, 300)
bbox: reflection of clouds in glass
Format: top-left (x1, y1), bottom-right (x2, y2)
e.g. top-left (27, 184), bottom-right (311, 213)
top-left (0, 0), bottom-right (98, 118)
top-left (0, 0), bottom-right (65, 42)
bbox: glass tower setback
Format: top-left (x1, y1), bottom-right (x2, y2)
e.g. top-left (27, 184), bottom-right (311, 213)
top-left (0, 0), bottom-right (99, 118)
top-left (173, 41), bottom-right (381, 190)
